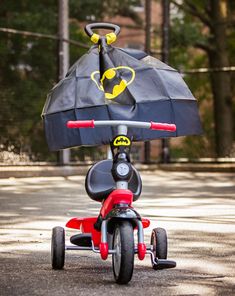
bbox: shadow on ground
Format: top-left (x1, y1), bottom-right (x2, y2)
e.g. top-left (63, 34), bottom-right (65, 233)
top-left (0, 172), bottom-right (235, 295)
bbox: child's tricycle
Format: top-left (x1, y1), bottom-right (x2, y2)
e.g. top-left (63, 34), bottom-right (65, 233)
top-left (51, 119), bottom-right (176, 284)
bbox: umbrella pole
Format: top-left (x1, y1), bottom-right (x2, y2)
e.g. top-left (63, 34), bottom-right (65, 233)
top-left (161, 0), bottom-right (170, 163)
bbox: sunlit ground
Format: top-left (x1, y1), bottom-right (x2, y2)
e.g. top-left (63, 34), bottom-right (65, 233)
top-left (0, 171), bottom-right (234, 295)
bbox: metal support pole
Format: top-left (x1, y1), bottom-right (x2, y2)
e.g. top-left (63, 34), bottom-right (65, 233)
top-left (58, 0), bottom-right (70, 165)
top-left (144, 0), bottom-right (152, 164)
top-left (161, 0), bottom-right (170, 163)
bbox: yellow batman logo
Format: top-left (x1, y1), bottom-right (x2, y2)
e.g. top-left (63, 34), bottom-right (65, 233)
top-left (91, 66), bottom-right (135, 100)
top-left (113, 136), bottom-right (131, 146)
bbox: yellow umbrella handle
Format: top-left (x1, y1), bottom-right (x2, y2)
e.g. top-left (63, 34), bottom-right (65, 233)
top-left (84, 22), bottom-right (120, 45)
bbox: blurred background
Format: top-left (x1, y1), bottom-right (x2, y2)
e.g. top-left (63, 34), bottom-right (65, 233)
top-left (0, 0), bottom-right (234, 165)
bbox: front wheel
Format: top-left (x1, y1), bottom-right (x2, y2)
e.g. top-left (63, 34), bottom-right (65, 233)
top-left (112, 220), bottom-right (134, 284)
top-left (51, 226), bottom-right (65, 269)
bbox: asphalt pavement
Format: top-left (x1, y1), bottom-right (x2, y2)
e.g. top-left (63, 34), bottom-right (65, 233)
top-left (0, 171), bottom-right (234, 295)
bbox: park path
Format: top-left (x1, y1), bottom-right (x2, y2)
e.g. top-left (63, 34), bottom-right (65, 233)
top-left (0, 171), bottom-right (234, 295)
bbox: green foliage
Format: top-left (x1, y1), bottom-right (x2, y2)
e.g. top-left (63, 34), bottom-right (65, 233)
top-left (0, 0), bottom-right (141, 162)
top-left (0, 1), bottom-right (57, 160)
top-left (169, 0), bottom-right (235, 158)
top-left (169, 10), bottom-right (212, 158)
top-left (70, 0), bottom-right (142, 24)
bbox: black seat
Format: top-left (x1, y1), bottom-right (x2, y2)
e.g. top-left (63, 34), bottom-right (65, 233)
top-left (85, 159), bottom-right (142, 202)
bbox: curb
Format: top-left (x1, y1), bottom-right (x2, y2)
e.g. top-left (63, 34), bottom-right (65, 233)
top-left (0, 163), bottom-right (235, 178)
top-left (156, 163), bottom-right (235, 173)
top-left (0, 165), bottom-right (89, 179)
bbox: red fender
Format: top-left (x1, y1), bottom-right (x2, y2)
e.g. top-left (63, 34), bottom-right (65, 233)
top-left (66, 217), bottom-right (101, 247)
top-left (100, 189), bottom-right (133, 218)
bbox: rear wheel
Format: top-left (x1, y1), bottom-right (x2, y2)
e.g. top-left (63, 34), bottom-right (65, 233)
top-left (151, 227), bottom-right (167, 269)
top-left (112, 221), bottom-right (134, 284)
top-left (51, 226), bottom-right (65, 269)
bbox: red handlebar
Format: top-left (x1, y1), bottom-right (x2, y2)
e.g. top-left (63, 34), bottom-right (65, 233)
top-left (67, 120), bottom-right (95, 128)
top-left (150, 122), bottom-right (176, 132)
top-left (67, 120), bottom-right (176, 132)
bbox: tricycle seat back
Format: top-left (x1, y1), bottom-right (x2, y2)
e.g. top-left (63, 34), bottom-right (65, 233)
top-left (85, 159), bottom-right (142, 202)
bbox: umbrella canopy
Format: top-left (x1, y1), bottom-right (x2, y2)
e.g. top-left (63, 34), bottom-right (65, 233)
top-left (42, 23), bottom-right (202, 151)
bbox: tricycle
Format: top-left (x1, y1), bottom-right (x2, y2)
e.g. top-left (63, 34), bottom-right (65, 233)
top-left (51, 119), bottom-right (176, 284)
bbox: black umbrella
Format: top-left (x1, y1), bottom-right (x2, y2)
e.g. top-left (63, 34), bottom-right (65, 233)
top-left (42, 23), bottom-right (202, 151)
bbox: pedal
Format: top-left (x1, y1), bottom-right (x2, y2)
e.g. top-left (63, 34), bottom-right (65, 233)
top-left (70, 233), bottom-right (92, 247)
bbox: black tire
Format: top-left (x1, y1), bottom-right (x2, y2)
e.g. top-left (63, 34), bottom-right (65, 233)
top-left (151, 227), bottom-right (167, 269)
top-left (51, 226), bottom-right (65, 269)
top-left (112, 221), bottom-right (134, 284)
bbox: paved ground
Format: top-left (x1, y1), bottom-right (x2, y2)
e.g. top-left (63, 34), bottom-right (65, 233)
top-left (0, 171), bottom-right (234, 295)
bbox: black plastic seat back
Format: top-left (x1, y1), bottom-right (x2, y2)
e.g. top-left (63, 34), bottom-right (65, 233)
top-left (85, 160), bottom-right (142, 202)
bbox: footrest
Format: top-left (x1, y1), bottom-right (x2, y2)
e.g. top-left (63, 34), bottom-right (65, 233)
top-left (70, 233), bottom-right (92, 247)
top-left (153, 259), bottom-right (176, 270)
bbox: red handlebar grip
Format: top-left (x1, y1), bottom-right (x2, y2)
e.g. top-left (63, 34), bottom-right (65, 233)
top-left (67, 120), bottom-right (95, 128)
top-left (150, 121), bottom-right (176, 132)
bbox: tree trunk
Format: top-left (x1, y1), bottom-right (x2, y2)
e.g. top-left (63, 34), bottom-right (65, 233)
top-left (208, 0), bottom-right (234, 156)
